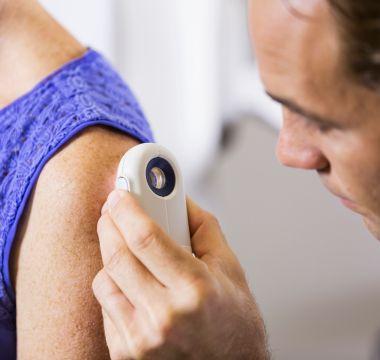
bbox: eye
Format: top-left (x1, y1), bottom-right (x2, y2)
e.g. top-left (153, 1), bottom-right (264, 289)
top-left (283, 107), bottom-right (339, 133)
top-left (316, 122), bottom-right (332, 133)
top-left (303, 115), bottom-right (336, 133)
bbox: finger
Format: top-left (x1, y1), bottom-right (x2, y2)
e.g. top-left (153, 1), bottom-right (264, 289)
top-left (107, 190), bottom-right (202, 289)
top-left (92, 269), bottom-right (135, 344)
top-left (186, 197), bottom-right (244, 278)
top-left (186, 196), bottom-right (205, 237)
top-left (102, 309), bottom-right (132, 360)
top-left (97, 213), bottom-right (166, 306)
top-left (93, 270), bottom-right (164, 360)
top-left (186, 197), bottom-right (228, 258)
top-left (104, 306), bottom-right (160, 360)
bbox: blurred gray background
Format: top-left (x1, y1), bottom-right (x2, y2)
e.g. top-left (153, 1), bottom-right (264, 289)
top-left (40, 1), bottom-right (380, 359)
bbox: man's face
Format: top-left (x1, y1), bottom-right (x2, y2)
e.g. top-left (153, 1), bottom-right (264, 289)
top-left (249, 0), bottom-right (380, 239)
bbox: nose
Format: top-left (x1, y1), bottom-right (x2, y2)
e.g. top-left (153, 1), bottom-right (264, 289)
top-left (276, 114), bottom-right (329, 171)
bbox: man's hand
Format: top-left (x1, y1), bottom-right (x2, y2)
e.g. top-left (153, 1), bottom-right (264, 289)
top-left (93, 190), bottom-right (269, 359)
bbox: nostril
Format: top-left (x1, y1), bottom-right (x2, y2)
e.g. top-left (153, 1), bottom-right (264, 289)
top-left (317, 160), bottom-right (330, 173)
top-left (317, 165), bottom-right (330, 175)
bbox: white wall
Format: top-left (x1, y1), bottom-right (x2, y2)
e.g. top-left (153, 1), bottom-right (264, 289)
top-left (118, 0), bottom-right (223, 185)
top-left (40, 0), bottom-right (115, 60)
top-left (39, 0), bottom-right (280, 183)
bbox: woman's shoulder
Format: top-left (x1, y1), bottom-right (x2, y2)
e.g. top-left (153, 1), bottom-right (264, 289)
top-left (38, 126), bottom-right (140, 196)
top-left (11, 126), bottom-right (139, 358)
top-left (14, 125), bottom-right (140, 259)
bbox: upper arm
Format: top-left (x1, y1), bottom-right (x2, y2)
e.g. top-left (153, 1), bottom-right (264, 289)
top-left (10, 126), bottom-right (140, 359)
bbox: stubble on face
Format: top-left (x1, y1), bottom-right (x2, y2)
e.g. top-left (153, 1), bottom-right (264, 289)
top-left (249, 0), bottom-right (380, 241)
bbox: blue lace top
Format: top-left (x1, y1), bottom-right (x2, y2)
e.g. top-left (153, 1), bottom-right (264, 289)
top-left (0, 48), bottom-right (154, 359)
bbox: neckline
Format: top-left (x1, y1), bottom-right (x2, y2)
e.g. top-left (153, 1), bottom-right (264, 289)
top-left (0, 48), bottom-right (99, 117)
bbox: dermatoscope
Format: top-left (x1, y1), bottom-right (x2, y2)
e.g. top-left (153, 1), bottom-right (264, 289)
top-left (115, 143), bottom-right (192, 252)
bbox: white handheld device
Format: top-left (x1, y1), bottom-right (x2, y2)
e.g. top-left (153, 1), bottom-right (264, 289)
top-left (115, 143), bottom-right (192, 252)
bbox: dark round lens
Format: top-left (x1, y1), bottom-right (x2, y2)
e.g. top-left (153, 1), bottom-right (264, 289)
top-left (146, 157), bottom-right (176, 197)
top-left (149, 167), bottom-right (166, 189)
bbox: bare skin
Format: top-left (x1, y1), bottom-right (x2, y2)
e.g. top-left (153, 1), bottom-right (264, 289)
top-left (0, 0), bottom-right (140, 358)
top-left (249, 0), bottom-right (380, 239)
top-left (94, 191), bottom-right (269, 359)
top-left (0, 0), bottom-right (85, 108)
top-left (12, 128), bottom-right (139, 359)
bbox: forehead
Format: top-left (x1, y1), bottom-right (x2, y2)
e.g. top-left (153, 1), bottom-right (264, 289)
top-left (249, 0), bottom-right (353, 118)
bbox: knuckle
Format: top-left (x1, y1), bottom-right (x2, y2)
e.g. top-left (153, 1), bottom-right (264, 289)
top-left (134, 332), bottom-right (166, 358)
top-left (183, 275), bottom-right (217, 312)
top-left (110, 352), bottom-right (123, 360)
top-left (109, 347), bottom-right (129, 360)
top-left (132, 309), bottom-right (176, 357)
top-left (148, 333), bottom-right (166, 354)
top-left (97, 214), bottom-right (109, 235)
top-left (131, 335), bottom-right (150, 359)
top-left (108, 197), bottom-right (129, 223)
top-left (105, 244), bottom-right (127, 272)
top-left (130, 220), bottom-right (159, 251)
top-left (91, 271), bottom-right (103, 296)
top-left (91, 271), bottom-right (119, 307)
top-left (156, 307), bottom-right (175, 337)
top-left (204, 211), bottom-right (221, 229)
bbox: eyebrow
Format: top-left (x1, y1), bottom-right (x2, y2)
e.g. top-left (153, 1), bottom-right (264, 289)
top-left (266, 91), bottom-right (341, 129)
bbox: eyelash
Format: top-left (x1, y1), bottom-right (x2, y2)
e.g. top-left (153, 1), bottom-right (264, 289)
top-left (315, 122), bottom-right (332, 133)
top-left (285, 108), bottom-right (337, 133)
top-left (300, 113), bottom-right (334, 133)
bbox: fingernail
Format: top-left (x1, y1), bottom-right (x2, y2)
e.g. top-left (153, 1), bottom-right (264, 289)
top-left (101, 190), bottom-right (129, 215)
top-left (101, 200), bottom-right (109, 215)
top-left (107, 190), bottom-right (122, 210)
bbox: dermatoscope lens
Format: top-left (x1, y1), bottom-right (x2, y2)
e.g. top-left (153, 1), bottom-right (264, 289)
top-left (149, 167), bottom-right (166, 189)
top-left (146, 157), bottom-right (176, 197)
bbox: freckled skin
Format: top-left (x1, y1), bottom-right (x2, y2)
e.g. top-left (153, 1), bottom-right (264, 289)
top-left (249, 0), bottom-right (380, 239)
top-left (0, 0), bottom-right (85, 108)
top-left (0, 1), bottom-right (142, 357)
top-left (11, 127), bottom-right (140, 359)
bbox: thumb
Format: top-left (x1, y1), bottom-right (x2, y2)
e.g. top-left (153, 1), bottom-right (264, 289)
top-left (187, 197), bottom-right (246, 282)
top-left (186, 197), bottom-right (228, 260)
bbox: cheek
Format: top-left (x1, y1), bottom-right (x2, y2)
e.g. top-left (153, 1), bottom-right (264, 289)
top-left (327, 134), bottom-right (380, 211)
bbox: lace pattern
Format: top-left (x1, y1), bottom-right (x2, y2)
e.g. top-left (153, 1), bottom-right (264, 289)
top-left (0, 49), bottom-right (154, 328)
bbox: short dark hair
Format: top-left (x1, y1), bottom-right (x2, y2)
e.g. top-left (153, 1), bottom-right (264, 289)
top-left (328, 1), bottom-right (380, 90)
